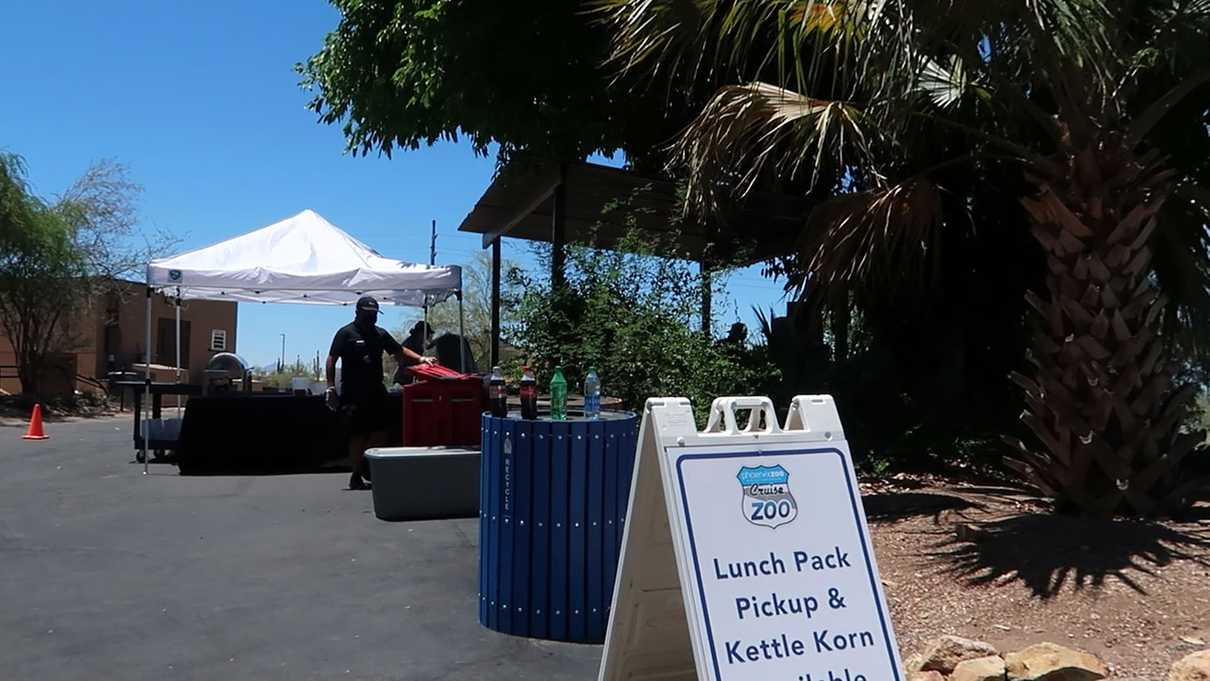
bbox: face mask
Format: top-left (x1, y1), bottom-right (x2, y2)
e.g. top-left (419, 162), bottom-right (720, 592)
top-left (355, 311), bottom-right (378, 328)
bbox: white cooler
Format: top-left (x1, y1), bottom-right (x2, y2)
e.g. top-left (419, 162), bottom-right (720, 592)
top-left (364, 446), bottom-right (481, 521)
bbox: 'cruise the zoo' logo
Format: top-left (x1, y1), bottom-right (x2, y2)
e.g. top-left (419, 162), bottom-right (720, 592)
top-left (738, 464), bottom-right (798, 529)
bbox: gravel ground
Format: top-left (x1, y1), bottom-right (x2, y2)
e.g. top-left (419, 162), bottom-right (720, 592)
top-left (864, 479), bottom-right (1210, 678)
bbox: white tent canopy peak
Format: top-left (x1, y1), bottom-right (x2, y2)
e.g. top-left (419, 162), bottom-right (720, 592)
top-left (146, 209), bottom-right (460, 306)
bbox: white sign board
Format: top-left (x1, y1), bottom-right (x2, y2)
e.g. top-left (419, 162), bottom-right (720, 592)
top-left (599, 396), bottom-right (902, 681)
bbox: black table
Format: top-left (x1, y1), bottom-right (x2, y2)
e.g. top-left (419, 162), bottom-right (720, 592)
top-left (175, 392), bottom-right (404, 474)
top-left (111, 381), bottom-right (203, 460)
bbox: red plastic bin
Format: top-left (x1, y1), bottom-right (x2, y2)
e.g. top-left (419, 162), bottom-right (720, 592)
top-left (402, 376), bottom-right (483, 447)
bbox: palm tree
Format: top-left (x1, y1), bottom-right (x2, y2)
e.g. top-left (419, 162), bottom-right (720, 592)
top-left (596, 0), bottom-right (1210, 516)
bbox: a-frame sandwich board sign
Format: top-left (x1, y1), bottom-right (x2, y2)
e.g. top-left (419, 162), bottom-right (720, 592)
top-left (598, 395), bottom-right (903, 681)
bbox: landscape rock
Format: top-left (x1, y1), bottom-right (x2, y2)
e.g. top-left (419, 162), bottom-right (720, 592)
top-left (908, 671), bottom-right (946, 681)
top-left (903, 653), bottom-right (926, 673)
top-left (918, 636), bottom-right (1000, 674)
top-left (1005, 642), bottom-right (1108, 681)
top-left (951, 655), bottom-right (1008, 681)
top-left (1169, 650), bottom-right (1210, 681)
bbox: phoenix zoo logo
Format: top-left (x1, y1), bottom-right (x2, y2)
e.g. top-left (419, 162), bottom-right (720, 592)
top-left (738, 464), bottom-right (798, 529)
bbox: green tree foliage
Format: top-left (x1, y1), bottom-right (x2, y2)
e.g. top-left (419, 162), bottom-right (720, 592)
top-left (597, 0), bottom-right (1210, 515)
top-left (505, 237), bottom-right (776, 425)
top-left (297, 0), bottom-right (695, 167)
top-left (0, 154), bottom-right (163, 396)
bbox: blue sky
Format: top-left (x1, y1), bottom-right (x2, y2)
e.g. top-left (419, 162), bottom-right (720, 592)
top-left (1, 1), bottom-right (787, 367)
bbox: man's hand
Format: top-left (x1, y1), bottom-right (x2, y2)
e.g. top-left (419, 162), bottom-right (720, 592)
top-left (419, 356), bottom-right (437, 365)
top-left (324, 387), bottom-right (340, 412)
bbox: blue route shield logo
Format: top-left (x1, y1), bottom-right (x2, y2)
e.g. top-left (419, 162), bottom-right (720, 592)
top-left (738, 465), bottom-right (798, 529)
top-left (168, 269), bottom-right (182, 282)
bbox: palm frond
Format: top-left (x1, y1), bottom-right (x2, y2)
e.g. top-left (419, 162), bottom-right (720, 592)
top-left (919, 55), bottom-right (970, 110)
top-left (670, 82), bottom-right (871, 216)
top-left (1155, 184), bottom-right (1210, 372)
top-left (790, 178), bottom-right (946, 301)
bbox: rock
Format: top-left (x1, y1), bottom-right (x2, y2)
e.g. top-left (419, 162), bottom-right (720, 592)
top-left (905, 653), bottom-right (929, 672)
top-left (1005, 642), bottom-right (1108, 681)
top-left (1169, 650), bottom-right (1210, 681)
top-left (951, 655), bottom-right (1007, 681)
top-left (917, 636), bottom-right (1000, 674)
top-left (908, 671), bottom-right (946, 681)
top-left (903, 653), bottom-right (926, 673)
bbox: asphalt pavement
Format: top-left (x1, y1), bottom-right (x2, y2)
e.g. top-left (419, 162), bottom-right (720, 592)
top-left (0, 417), bottom-right (601, 681)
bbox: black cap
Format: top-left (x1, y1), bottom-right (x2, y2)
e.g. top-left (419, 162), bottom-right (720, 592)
top-left (355, 295), bottom-right (380, 312)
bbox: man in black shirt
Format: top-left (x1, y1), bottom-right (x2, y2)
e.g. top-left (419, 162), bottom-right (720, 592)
top-left (326, 296), bottom-right (434, 490)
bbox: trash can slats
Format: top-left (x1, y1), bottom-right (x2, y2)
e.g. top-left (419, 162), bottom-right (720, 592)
top-left (479, 412), bottom-right (638, 643)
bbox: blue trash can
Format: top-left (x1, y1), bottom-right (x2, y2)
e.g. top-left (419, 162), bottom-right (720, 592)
top-left (479, 411), bottom-right (639, 643)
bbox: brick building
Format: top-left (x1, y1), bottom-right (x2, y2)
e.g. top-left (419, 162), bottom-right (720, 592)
top-left (0, 280), bottom-right (237, 396)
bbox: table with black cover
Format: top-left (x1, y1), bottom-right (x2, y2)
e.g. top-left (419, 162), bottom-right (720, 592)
top-left (175, 393), bottom-right (403, 474)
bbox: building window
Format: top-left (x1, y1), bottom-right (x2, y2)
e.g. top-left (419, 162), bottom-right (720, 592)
top-left (210, 329), bottom-right (227, 352)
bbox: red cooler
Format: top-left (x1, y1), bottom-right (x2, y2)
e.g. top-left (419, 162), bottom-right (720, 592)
top-left (403, 366), bottom-right (483, 447)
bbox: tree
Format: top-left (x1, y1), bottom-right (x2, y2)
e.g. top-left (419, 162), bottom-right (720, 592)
top-left (298, 0), bottom-right (1040, 474)
top-left (505, 236), bottom-right (775, 425)
top-left (0, 154), bottom-right (161, 396)
top-left (296, 0), bottom-right (701, 169)
top-left (597, 0), bottom-right (1210, 515)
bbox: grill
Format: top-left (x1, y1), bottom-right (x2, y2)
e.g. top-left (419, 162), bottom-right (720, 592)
top-left (203, 352), bottom-right (252, 395)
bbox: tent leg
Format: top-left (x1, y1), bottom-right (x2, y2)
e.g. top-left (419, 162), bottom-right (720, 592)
top-left (458, 293), bottom-right (466, 373)
top-left (143, 286), bottom-right (152, 476)
top-left (175, 289), bottom-right (182, 415)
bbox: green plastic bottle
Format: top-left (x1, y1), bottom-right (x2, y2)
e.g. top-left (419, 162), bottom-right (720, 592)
top-left (549, 365), bottom-right (568, 421)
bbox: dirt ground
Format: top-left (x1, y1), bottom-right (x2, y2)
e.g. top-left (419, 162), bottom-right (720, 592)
top-left (865, 476), bottom-right (1210, 678)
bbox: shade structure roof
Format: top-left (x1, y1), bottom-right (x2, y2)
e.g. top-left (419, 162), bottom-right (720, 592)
top-left (147, 209), bottom-right (461, 306)
top-left (457, 159), bottom-right (809, 264)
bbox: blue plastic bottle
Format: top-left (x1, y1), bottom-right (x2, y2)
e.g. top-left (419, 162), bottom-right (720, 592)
top-left (584, 368), bottom-right (600, 419)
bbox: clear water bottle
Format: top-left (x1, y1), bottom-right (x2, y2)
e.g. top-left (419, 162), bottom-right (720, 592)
top-left (489, 366), bottom-right (507, 417)
top-left (549, 366), bottom-right (568, 421)
top-left (584, 368), bottom-right (601, 419)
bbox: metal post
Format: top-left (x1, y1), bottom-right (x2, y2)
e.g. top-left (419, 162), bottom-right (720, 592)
top-left (700, 261), bottom-right (712, 338)
top-left (551, 163), bottom-right (567, 289)
top-left (175, 288), bottom-right (182, 415)
top-left (143, 286), bottom-right (152, 475)
top-left (490, 237), bottom-right (501, 367)
top-left (430, 219), bottom-right (437, 266)
top-left (458, 291), bottom-right (467, 373)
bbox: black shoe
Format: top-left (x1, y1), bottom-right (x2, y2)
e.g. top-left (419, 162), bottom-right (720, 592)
top-left (348, 472), bottom-right (369, 490)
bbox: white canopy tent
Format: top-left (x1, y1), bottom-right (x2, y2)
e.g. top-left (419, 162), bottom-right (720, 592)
top-left (138, 209), bottom-right (465, 472)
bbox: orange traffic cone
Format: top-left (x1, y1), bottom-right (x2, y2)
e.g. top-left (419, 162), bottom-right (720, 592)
top-left (22, 403), bottom-right (49, 440)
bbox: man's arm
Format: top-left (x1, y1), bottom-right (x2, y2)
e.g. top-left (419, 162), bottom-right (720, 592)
top-left (383, 327), bottom-right (434, 366)
top-left (325, 329), bottom-right (343, 410)
top-left (394, 346), bottom-right (436, 367)
top-left (397, 346), bottom-right (434, 363)
top-left (324, 354), bottom-right (340, 410)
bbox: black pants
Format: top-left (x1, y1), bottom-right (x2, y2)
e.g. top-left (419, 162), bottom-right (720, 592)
top-left (345, 391), bottom-right (388, 435)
